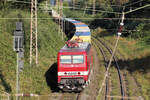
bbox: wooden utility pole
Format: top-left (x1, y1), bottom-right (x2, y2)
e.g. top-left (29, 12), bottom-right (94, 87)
top-left (30, 0), bottom-right (38, 65)
top-left (93, 0), bottom-right (95, 15)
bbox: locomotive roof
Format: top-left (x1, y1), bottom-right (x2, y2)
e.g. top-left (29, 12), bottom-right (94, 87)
top-left (59, 42), bottom-right (90, 52)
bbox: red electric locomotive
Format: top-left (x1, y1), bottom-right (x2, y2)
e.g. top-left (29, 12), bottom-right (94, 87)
top-left (57, 41), bottom-right (93, 91)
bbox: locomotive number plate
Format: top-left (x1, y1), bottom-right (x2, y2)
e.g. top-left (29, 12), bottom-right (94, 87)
top-left (67, 72), bottom-right (78, 75)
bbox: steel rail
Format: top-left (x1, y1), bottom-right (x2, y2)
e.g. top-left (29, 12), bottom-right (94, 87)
top-left (92, 36), bottom-right (125, 100)
top-left (97, 37), bottom-right (125, 99)
top-left (92, 37), bottom-right (111, 100)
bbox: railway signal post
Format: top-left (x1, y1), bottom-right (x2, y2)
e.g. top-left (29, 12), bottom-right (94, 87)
top-left (13, 22), bottom-right (24, 100)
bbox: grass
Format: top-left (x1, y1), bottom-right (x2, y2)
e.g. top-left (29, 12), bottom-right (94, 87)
top-left (0, 8), bottom-right (65, 98)
top-left (101, 35), bottom-right (150, 100)
top-left (1, 3), bottom-right (150, 99)
top-left (91, 27), bottom-right (150, 99)
top-left (110, 67), bottom-right (121, 97)
top-left (61, 4), bottom-right (150, 99)
top-left (92, 41), bottom-right (106, 100)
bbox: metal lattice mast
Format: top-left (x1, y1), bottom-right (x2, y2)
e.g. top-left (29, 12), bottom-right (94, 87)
top-left (58, 0), bottom-right (63, 39)
top-left (93, 0), bottom-right (95, 15)
top-left (73, 0), bottom-right (75, 10)
top-left (58, 0), bottom-right (61, 35)
top-left (30, 0), bottom-right (38, 65)
top-left (60, 0), bottom-right (63, 40)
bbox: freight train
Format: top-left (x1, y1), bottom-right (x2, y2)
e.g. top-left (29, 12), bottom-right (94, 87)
top-left (51, 10), bottom-right (93, 91)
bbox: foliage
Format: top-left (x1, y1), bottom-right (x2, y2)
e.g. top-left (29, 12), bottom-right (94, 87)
top-left (130, 22), bottom-right (150, 43)
top-left (63, 7), bottom-right (94, 24)
top-left (0, 9), bottom-right (65, 95)
top-left (0, 0), bottom-right (48, 10)
top-left (0, 0), bottom-right (150, 98)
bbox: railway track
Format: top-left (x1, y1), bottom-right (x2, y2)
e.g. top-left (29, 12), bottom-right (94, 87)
top-left (59, 92), bottom-right (82, 100)
top-left (48, 92), bottom-right (82, 100)
top-left (92, 37), bottom-right (111, 100)
top-left (100, 37), bottom-right (143, 97)
top-left (92, 36), bottom-right (125, 100)
top-left (99, 37), bottom-right (129, 98)
top-left (97, 37), bottom-right (126, 98)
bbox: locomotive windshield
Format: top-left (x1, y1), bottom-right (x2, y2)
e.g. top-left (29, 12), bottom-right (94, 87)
top-left (60, 55), bottom-right (84, 64)
top-left (60, 55), bottom-right (72, 64)
top-left (73, 55), bottom-right (84, 64)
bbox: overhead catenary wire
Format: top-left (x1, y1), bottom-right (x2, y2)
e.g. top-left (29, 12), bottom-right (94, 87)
top-left (0, 17), bottom-right (150, 21)
top-left (39, 2), bottom-right (148, 11)
top-left (2, 0), bottom-right (148, 94)
top-left (96, 4), bottom-right (150, 99)
top-left (125, 4), bottom-right (150, 14)
top-left (5, 0), bottom-right (122, 6)
top-left (6, 0), bottom-right (149, 10)
top-left (125, 0), bottom-right (144, 7)
top-left (5, 0), bottom-right (150, 15)
top-left (3, 0), bottom-right (138, 12)
top-left (0, 1), bottom-right (150, 20)
top-left (53, 3), bottom-right (149, 9)
top-left (71, 7), bottom-right (122, 14)
top-left (6, 0), bottom-right (31, 4)
top-left (1, 1), bottom-right (149, 99)
top-left (85, 2), bottom-right (123, 7)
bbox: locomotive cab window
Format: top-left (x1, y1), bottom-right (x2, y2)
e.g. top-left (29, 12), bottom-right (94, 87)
top-left (73, 55), bottom-right (84, 64)
top-left (60, 55), bottom-right (84, 64)
top-left (60, 55), bottom-right (71, 64)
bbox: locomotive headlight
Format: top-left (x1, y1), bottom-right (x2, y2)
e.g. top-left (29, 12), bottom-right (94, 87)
top-left (78, 72), bottom-right (80, 75)
top-left (59, 85), bottom-right (63, 89)
top-left (64, 72), bottom-right (67, 75)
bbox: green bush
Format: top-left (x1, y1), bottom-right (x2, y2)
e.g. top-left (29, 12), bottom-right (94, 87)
top-left (0, 9), bottom-right (65, 95)
top-left (131, 23), bottom-right (150, 44)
